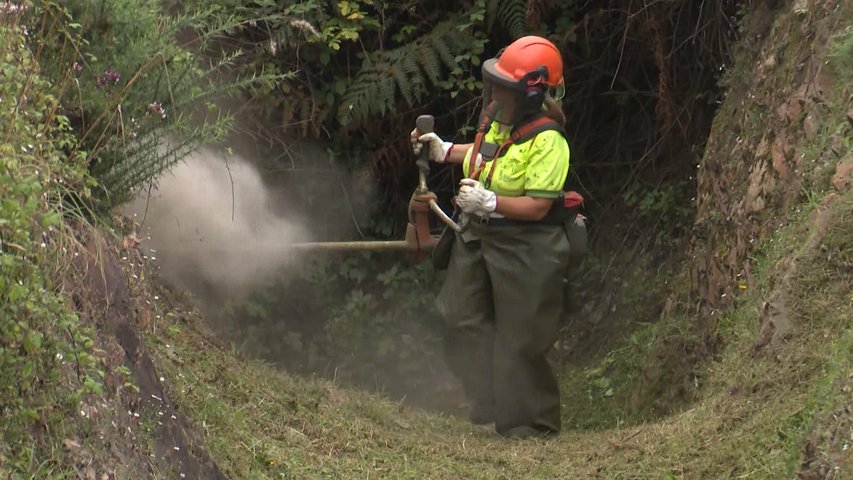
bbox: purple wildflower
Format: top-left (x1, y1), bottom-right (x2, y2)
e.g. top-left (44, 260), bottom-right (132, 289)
top-left (147, 102), bottom-right (166, 119)
top-left (96, 68), bottom-right (121, 87)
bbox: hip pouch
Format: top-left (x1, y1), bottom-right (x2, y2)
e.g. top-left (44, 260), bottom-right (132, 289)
top-left (563, 191), bottom-right (588, 262)
top-left (432, 224), bottom-right (455, 270)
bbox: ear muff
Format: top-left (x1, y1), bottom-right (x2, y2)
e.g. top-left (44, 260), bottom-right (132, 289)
top-left (522, 85), bottom-right (545, 114)
top-left (526, 87), bottom-right (543, 103)
top-left (519, 65), bottom-right (549, 116)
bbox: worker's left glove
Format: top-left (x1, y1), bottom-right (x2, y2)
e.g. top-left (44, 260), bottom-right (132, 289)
top-left (457, 178), bottom-right (497, 217)
top-left (411, 129), bottom-right (453, 163)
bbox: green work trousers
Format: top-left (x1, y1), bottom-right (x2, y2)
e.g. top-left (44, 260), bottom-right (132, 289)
top-left (436, 222), bottom-right (570, 435)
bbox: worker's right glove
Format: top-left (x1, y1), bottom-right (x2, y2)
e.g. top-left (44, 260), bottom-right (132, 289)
top-left (410, 129), bottom-right (452, 163)
top-left (457, 178), bottom-right (497, 217)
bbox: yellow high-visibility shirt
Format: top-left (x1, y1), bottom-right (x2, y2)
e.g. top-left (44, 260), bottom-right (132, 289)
top-left (462, 121), bottom-right (570, 199)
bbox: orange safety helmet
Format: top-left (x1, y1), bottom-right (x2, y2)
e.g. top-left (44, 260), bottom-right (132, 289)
top-left (482, 36), bottom-right (564, 120)
top-left (483, 36), bottom-right (564, 89)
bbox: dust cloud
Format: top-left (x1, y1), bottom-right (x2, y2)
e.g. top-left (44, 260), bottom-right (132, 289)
top-left (125, 144), bottom-right (463, 413)
top-left (127, 147), bottom-right (310, 300)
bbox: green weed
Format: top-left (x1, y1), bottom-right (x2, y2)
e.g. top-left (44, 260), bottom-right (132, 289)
top-left (0, 19), bottom-right (95, 477)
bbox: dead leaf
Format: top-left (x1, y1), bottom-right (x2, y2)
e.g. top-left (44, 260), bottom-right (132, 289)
top-left (83, 466), bottom-right (96, 480)
top-left (393, 418), bottom-right (412, 430)
top-left (325, 386), bottom-right (346, 405)
top-left (122, 233), bottom-right (141, 250)
top-left (771, 135), bottom-right (791, 178)
top-left (63, 438), bottom-right (81, 451)
top-left (138, 305), bottom-right (152, 329)
top-left (831, 157), bottom-right (853, 193)
top-left (803, 113), bottom-right (819, 140)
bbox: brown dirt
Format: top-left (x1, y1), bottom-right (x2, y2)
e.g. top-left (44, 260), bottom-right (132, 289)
top-left (689, 0), bottom-right (852, 349)
top-left (65, 227), bottom-right (227, 479)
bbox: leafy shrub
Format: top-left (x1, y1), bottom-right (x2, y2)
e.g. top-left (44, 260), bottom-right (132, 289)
top-left (622, 182), bottom-right (695, 246)
top-left (827, 25), bottom-right (852, 87)
top-left (1, 0), bottom-right (282, 472)
top-left (29, 0), bottom-right (283, 210)
top-left (193, 0), bottom-right (495, 134)
top-left (0, 18), bottom-right (98, 472)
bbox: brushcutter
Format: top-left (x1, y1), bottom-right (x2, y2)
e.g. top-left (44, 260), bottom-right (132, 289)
top-left (290, 115), bottom-right (461, 261)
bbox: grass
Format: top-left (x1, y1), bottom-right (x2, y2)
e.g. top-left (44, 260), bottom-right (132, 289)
top-left (146, 187), bottom-right (852, 479)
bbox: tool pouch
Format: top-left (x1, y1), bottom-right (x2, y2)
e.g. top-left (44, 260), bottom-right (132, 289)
top-left (432, 207), bottom-right (462, 270)
top-left (564, 213), bottom-right (587, 262)
top-left (562, 191), bottom-right (588, 263)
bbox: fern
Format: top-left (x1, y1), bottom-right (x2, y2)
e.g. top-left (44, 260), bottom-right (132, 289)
top-left (337, 19), bottom-right (474, 127)
top-left (524, 0), bottom-right (557, 31)
top-left (487, 0), bottom-right (529, 39)
top-left (416, 40), bottom-right (442, 85)
top-left (394, 56), bottom-right (416, 106)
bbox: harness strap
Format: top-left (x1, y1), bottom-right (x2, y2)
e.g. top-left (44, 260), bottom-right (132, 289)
top-left (482, 115), bottom-right (566, 188)
top-left (484, 115), bottom-right (565, 158)
top-left (467, 113), bottom-right (584, 226)
top-left (468, 102), bottom-right (500, 180)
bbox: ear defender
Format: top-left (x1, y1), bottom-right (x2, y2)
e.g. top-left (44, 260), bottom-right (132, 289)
top-left (523, 85), bottom-right (546, 114)
top-left (519, 65), bottom-right (549, 115)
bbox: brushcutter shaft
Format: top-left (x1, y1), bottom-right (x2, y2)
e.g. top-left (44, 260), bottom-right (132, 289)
top-left (283, 114), bottom-right (458, 256)
top-left (288, 240), bottom-right (422, 251)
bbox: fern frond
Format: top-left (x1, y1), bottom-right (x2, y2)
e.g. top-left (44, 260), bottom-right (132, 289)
top-left (378, 71), bottom-right (395, 117)
top-left (394, 58), bottom-right (415, 106)
top-left (524, 0), bottom-right (557, 31)
top-left (337, 18), bottom-right (475, 127)
top-left (415, 42), bottom-right (442, 85)
top-left (429, 31), bottom-right (457, 67)
top-left (494, 0), bottom-right (529, 39)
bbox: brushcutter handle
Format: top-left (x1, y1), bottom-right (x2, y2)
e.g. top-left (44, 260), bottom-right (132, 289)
top-left (415, 115), bottom-right (435, 174)
top-left (411, 114), bottom-right (462, 236)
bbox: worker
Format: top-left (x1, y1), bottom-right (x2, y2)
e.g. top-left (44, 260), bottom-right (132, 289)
top-left (411, 36), bottom-right (571, 439)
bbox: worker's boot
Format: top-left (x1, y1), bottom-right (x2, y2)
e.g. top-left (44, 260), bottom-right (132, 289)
top-left (469, 404), bottom-right (494, 425)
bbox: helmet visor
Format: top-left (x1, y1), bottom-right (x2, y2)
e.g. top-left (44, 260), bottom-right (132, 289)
top-left (482, 58), bottom-right (523, 90)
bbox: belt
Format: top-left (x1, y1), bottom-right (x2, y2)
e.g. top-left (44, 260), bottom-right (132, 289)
top-left (471, 203), bottom-right (568, 227)
top-left (481, 217), bottom-right (563, 227)
top-left (480, 218), bottom-right (563, 227)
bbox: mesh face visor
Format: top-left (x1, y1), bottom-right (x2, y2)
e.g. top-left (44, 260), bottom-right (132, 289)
top-left (482, 57), bottom-right (524, 89)
top-left (481, 57), bottom-right (515, 120)
top-left (483, 57), bottom-right (558, 117)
